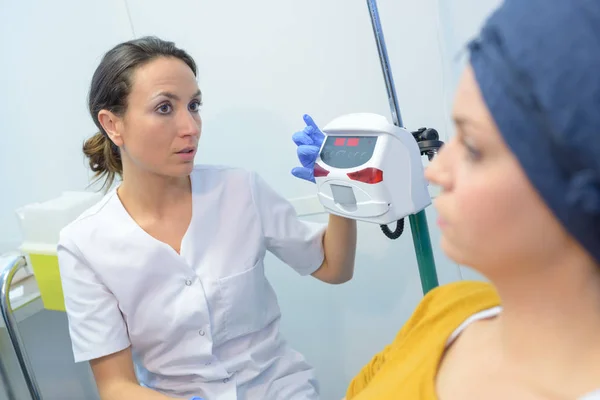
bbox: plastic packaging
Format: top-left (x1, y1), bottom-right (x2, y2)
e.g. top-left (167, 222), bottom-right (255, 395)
top-left (15, 191), bottom-right (102, 311)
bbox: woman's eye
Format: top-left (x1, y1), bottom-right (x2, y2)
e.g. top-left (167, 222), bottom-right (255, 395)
top-left (189, 100), bottom-right (202, 112)
top-left (458, 134), bottom-right (481, 162)
top-left (464, 143), bottom-right (482, 161)
top-left (157, 103), bottom-right (172, 114)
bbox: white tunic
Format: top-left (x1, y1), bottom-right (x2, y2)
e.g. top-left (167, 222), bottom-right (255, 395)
top-left (57, 165), bottom-right (327, 399)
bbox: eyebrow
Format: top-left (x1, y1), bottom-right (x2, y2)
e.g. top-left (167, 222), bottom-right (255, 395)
top-left (453, 115), bottom-right (493, 148)
top-left (153, 89), bottom-right (202, 101)
top-left (453, 116), bottom-right (480, 141)
top-left (452, 115), bottom-right (483, 137)
top-left (453, 115), bottom-right (470, 129)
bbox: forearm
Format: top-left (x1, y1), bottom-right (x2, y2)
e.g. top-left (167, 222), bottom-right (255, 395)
top-left (312, 214), bottom-right (357, 284)
top-left (99, 381), bottom-right (178, 400)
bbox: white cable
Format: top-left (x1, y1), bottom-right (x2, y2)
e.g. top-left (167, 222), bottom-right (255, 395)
top-left (432, 0), bottom-right (464, 281)
top-left (122, 0), bottom-right (137, 38)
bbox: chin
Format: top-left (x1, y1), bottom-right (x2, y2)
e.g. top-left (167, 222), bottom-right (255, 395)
top-left (169, 163), bottom-right (195, 177)
top-left (156, 168), bottom-right (193, 182)
top-left (440, 235), bottom-right (470, 267)
top-left (441, 236), bottom-right (500, 279)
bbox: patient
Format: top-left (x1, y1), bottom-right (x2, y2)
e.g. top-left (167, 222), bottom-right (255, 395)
top-left (345, 0), bottom-right (600, 399)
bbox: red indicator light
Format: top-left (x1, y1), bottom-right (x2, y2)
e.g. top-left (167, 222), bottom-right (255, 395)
top-left (334, 138), bottom-right (346, 146)
top-left (347, 168), bottom-right (383, 184)
top-left (347, 138), bottom-right (359, 146)
top-left (314, 163), bottom-right (330, 177)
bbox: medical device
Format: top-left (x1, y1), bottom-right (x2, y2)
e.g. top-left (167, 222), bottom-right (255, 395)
top-left (315, 0), bottom-right (445, 294)
top-left (315, 113), bottom-right (431, 227)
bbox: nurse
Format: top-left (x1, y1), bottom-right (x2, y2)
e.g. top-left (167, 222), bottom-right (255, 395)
top-left (57, 36), bottom-right (357, 400)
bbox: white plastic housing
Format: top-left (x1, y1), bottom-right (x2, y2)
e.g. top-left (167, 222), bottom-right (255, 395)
top-left (315, 113), bottom-right (431, 225)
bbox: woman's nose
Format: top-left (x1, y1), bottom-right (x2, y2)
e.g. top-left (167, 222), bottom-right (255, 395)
top-left (424, 138), bottom-right (453, 189)
top-left (178, 111), bottom-right (201, 137)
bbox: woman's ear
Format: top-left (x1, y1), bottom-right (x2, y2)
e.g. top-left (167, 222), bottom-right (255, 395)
top-left (98, 110), bottom-right (124, 147)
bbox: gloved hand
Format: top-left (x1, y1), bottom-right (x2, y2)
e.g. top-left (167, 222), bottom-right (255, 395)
top-left (291, 114), bottom-right (325, 183)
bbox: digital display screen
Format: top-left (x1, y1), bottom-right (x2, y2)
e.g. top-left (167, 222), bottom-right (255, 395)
top-left (320, 136), bottom-right (377, 169)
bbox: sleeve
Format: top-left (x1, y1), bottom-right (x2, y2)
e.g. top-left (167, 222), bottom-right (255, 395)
top-left (57, 233), bottom-right (131, 363)
top-left (345, 312), bottom-right (419, 399)
top-left (345, 342), bottom-right (396, 398)
top-left (249, 171), bottom-right (327, 276)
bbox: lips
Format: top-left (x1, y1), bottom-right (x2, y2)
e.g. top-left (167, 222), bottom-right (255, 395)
top-left (177, 147), bottom-right (195, 154)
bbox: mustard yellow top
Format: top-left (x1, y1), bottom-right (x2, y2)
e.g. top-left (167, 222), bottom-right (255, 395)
top-left (346, 281), bottom-right (501, 400)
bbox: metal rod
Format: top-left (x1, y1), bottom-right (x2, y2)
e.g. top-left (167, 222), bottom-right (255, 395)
top-left (1, 256), bottom-right (43, 400)
top-left (0, 348), bottom-right (17, 400)
top-left (366, 0), bottom-right (440, 294)
top-left (366, 0), bottom-right (403, 127)
top-left (409, 212), bottom-right (440, 293)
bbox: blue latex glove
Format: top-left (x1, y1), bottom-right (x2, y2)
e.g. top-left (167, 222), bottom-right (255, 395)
top-left (291, 114), bottom-right (325, 183)
top-left (190, 397), bottom-right (204, 400)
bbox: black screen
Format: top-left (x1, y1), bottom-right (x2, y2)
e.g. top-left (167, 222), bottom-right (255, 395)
top-left (320, 136), bottom-right (377, 169)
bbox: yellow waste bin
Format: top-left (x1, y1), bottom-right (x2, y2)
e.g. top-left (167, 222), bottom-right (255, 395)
top-left (15, 191), bottom-right (102, 312)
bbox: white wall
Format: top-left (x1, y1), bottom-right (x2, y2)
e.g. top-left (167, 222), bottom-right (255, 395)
top-left (0, 0), bottom-right (501, 398)
top-left (437, 0), bottom-right (503, 95)
top-left (0, 0), bottom-right (134, 252)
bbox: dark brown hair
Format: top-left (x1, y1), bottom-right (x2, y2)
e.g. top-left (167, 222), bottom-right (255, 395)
top-left (83, 36), bottom-right (197, 190)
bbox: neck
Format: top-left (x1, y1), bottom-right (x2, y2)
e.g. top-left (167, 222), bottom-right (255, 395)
top-left (118, 167), bottom-right (191, 217)
top-left (488, 250), bottom-right (600, 391)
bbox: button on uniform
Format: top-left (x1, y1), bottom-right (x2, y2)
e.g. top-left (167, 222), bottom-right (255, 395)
top-left (199, 329), bottom-right (205, 336)
top-left (185, 279), bottom-right (192, 286)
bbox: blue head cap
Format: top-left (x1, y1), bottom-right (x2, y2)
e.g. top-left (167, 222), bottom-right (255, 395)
top-left (469, 0), bottom-right (600, 263)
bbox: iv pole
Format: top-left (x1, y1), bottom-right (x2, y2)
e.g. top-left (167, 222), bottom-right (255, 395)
top-left (366, 0), bottom-right (440, 294)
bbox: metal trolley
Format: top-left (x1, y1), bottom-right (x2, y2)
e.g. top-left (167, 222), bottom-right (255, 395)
top-left (1, 255), bottom-right (43, 400)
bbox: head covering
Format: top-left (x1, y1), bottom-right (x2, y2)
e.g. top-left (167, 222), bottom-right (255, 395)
top-left (469, 0), bottom-right (600, 263)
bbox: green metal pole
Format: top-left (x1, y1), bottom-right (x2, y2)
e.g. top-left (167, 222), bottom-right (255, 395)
top-left (367, 0), bottom-right (439, 294)
top-left (408, 212), bottom-right (439, 294)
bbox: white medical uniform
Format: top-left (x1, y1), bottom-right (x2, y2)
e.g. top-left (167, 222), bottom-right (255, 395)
top-left (57, 165), bottom-right (327, 400)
